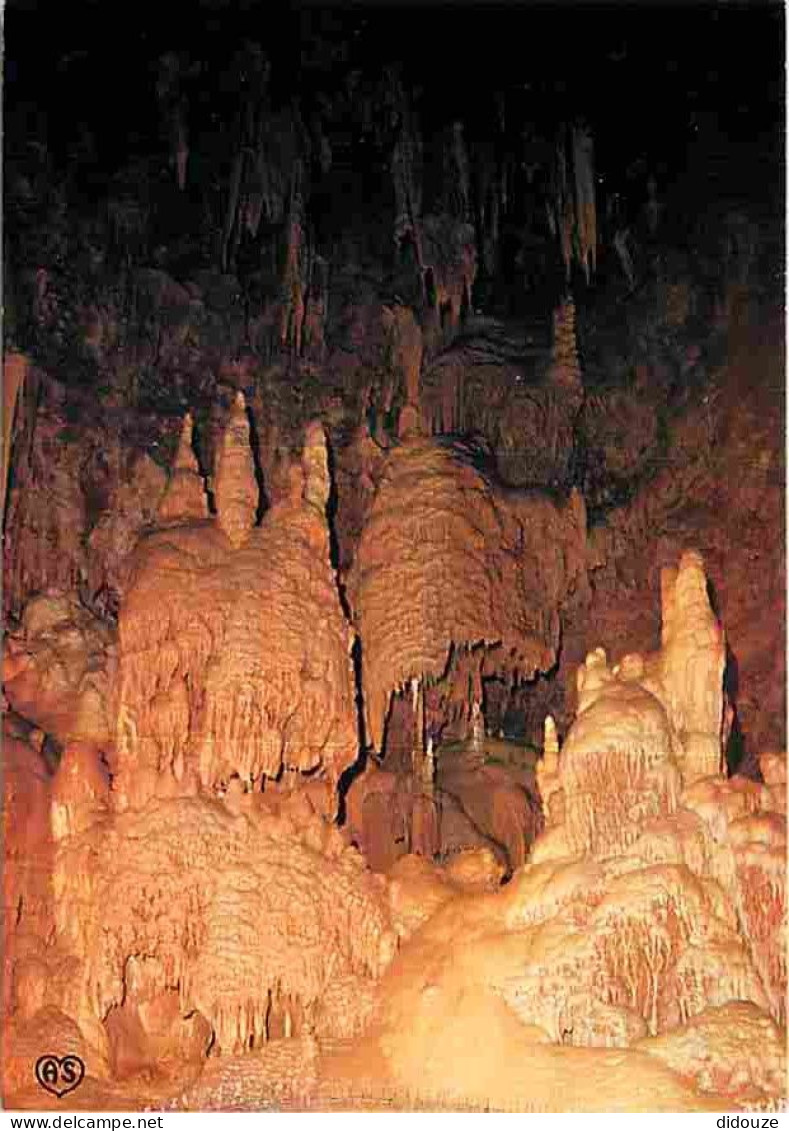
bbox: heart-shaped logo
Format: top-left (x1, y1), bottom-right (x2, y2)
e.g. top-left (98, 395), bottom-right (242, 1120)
top-left (35, 1054), bottom-right (85, 1098)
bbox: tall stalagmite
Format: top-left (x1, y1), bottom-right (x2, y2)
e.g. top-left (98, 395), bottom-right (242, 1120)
top-left (157, 413), bottom-right (208, 524)
top-left (215, 392), bottom-right (258, 548)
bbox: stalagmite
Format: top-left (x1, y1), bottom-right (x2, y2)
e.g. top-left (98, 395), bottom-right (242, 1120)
top-left (215, 392), bottom-right (258, 549)
top-left (543, 715), bottom-right (559, 764)
top-left (549, 297), bottom-right (583, 394)
top-left (157, 413), bottom-right (208, 524)
top-left (301, 420), bottom-right (331, 513)
top-left (550, 125), bottom-right (598, 285)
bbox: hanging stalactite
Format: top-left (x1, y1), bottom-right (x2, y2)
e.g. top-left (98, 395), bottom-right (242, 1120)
top-left (573, 124), bottom-right (597, 283)
top-left (387, 69), bottom-right (425, 275)
top-left (155, 53), bottom-right (190, 192)
top-left (549, 122), bottom-right (598, 285)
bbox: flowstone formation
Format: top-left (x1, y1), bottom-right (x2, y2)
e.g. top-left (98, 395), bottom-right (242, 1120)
top-left (3, 591), bottom-right (116, 753)
top-left (2, 396), bottom-right (397, 1099)
top-left (326, 552), bottom-right (786, 1112)
top-left (348, 435), bottom-right (589, 753)
top-left (113, 395), bottom-right (359, 810)
top-left (343, 434), bottom-right (586, 871)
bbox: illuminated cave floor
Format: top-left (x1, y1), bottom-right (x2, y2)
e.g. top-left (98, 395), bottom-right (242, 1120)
top-left (6, 1034), bottom-right (784, 1114)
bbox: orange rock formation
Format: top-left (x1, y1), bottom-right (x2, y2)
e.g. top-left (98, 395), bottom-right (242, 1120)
top-left (348, 436), bottom-right (589, 752)
top-left (2, 399), bottom-right (785, 1120)
top-left (325, 553), bottom-right (785, 1111)
top-left (112, 397), bottom-right (358, 810)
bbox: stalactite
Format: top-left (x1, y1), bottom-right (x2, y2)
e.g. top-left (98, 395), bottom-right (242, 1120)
top-left (389, 71), bottom-right (424, 273)
top-left (572, 124), bottom-right (596, 283)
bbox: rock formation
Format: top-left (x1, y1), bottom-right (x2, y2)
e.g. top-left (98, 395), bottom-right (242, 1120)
top-left (1, 13), bottom-right (784, 1106)
top-left (3, 429), bottom-right (786, 1118)
top-left (348, 436), bottom-right (589, 753)
top-left (1, 280), bottom-right (784, 1111)
top-left (52, 793), bottom-right (396, 1061)
top-left (418, 300), bottom-right (585, 489)
top-left (3, 592), bottom-right (116, 751)
top-left (325, 552), bottom-right (785, 1113)
top-left (2, 352), bottom-right (30, 518)
top-left (112, 402), bottom-right (358, 811)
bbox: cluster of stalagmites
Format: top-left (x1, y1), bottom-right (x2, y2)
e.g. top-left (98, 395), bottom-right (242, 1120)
top-left (2, 380), bottom-right (786, 1111)
top-left (3, 394), bottom-right (387, 1086)
top-left (114, 394), bottom-right (358, 809)
top-left (352, 551), bottom-right (784, 1111)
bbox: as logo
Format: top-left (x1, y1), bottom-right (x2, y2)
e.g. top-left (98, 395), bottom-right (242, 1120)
top-left (35, 1054), bottom-right (85, 1098)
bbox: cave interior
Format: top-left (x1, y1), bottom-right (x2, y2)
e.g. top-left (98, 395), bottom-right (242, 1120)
top-left (1, 0), bottom-right (786, 1113)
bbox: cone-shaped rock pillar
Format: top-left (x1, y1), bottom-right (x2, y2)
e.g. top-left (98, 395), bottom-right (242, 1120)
top-left (215, 392), bottom-right (258, 549)
top-left (157, 413), bottom-right (208, 524)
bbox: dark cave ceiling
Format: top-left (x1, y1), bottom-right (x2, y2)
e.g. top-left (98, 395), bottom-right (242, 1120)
top-left (5, 0), bottom-right (784, 193)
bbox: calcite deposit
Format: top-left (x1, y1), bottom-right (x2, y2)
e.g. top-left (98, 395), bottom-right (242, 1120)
top-left (3, 592), bottom-right (116, 751)
top-left (112, 396), bottom-right (358, 811)
top-left (348, 435), bottom-right (589, 751)
top-left (4, 518), bottom-right (784, 1112)
top-left (53, 794), bottom-right (396, 1058)
top-left (2, 7), bottom-right (784, 1112)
